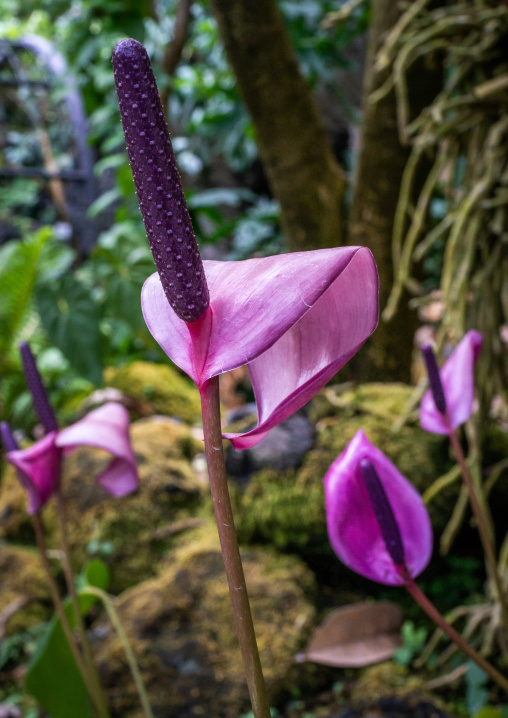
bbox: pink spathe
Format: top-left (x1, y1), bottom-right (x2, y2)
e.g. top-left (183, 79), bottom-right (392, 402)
top-left (420, 330), bottom-right (483, 434)
top-left (142, 247), bottom-right (379, 449)
top-left (324, 430), bottom-right (432, 586)
top-left (7, 403), bottom-right (138, 514)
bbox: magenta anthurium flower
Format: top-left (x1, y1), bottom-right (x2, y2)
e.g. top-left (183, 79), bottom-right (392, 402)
top-left (420, 330), bottom-right (483, 435)
top-left (4, 403), bottom-right (138, 515)
top-left (143, 249), bottom-right (378, 449)
top-left (1, 344), bottom-right (138, 515)
top-left (113, 39), bottom-right (379, 450)
top-left (324, 430), bottom-right (432, 586)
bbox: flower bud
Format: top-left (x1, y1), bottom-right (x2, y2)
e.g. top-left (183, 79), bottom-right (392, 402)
top-left (112, 38), bottom-right (209, 323)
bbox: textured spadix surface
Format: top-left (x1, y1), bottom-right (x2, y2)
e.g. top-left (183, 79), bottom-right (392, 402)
top-left (142, 246), bottom-right (379, 449)
top-left (113, 38), bottom-right (209, 323)
top-left (420, 330), bottom-right (483, 434)
top-left (324, 430), bottom-right (432, 586)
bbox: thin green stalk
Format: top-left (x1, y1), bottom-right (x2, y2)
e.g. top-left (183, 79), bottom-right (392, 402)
top-left (406, 579), bottom-right (508, 694)
top-left (448, 431), bottom-right (508, 639)
top-left (83, 586), bottom-right (154, 718)
top-left (32, 513), bottom-right (98, 708)
top-left (55, 489), bottom-right (111, 718)
top-left (199, 376), bottom-right (271, 718)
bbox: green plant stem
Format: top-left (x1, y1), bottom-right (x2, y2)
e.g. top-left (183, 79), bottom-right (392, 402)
top-left (83, 586), bottom-right (154, 718)
top-left (448, 430), bottom-right (508, 638)
top-left (406, 578), bottom-right (508, 694)
top-left (199, 376), bottom-right (271, 718)
top-left (55, 489), bottom-right (111, 718)
top-left (32, 513), bottom-right (98, 707)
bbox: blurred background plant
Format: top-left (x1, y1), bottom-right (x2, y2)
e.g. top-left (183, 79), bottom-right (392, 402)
top-left (0, 0), bottom-right (367, 430)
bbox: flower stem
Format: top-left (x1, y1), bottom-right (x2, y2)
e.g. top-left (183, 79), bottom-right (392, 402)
top-left (448, 430), bottom-right (508, 638)
top-left (406, 578), bottom-right (508, 694)
top-left (199, 376), bottom-right (271, 718)
top-left (32, 514), bottom-right (98, 710)
top-left (55, 489), bottom-right (111, 718)
top-left (83, 586), bottom-right (155, 718)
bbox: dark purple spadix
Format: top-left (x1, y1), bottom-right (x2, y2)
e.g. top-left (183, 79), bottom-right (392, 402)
top-left (421, 344), bottom-right (447, 415)
top-left (1, 421), bottom-right (18, 452)
top-left (19, 342), bottom-right (58, 434)
top-left (359, 458), bottom-right (405, 566)
top-left (112, 39), bottom-right (209, 323)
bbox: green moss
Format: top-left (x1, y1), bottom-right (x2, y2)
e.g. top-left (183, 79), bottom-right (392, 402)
top-left (0, 546), bottom-right (51, 634)
top-left (105, 361), bottom-right (201, 422)
top-left (234, 383), bottom-right (454, 561)
top-left (93, 523), bottom-right (318, 718)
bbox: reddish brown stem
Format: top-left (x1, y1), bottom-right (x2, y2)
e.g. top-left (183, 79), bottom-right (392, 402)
top-left (199, 376), bottom-right (271, 718)
top-left (448, 430), bottom-right (508, 639)
top-left (32, 514), bottom-right (97, 705)
top-left (406, 579), bottom-right (508, 694)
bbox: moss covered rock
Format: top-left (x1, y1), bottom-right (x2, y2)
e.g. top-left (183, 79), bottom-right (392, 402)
top-left (92, 524), bottom-right (317, 718)
top-left (0, 546), bottom-right (51, 634)
top-left (233, 383), bottom-right (453, 563)
top-left (105, 361), bottom-right (201, 423)
top-left (0, 417), bottom-right (207, 593)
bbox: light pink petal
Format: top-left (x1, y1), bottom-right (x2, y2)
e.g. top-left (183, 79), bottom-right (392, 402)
top-left (324, 430), bottom-right (433, 586)
top-left (420, 331), bottom-right (483, 434)
top-left (57, 403), bottom-right (138, 497)
top-left (7, 432), bottom-right (61, 514)
top-left (142, 247), bottom-right (379, 448)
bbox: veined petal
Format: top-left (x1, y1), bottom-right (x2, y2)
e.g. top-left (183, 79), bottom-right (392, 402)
top-left (57, 403), bottom-right (138, 497)
top-left (324, 430), bottom-right (432, 586)
top-left (420, 331), bottom-right (483, 434)
top-left (7, 432), bottom-right (61, 514)
top-left (142, 247), bottom-right (379, 448)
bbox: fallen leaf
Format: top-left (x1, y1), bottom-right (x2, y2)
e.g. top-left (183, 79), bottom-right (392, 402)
top-left (295, 601), bottom-right (403, 667)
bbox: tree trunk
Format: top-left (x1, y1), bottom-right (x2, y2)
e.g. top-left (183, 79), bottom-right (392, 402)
top-left (210, 0), bottom-right (347, 252)
top-left (348, 0), bottom-right (441, 382)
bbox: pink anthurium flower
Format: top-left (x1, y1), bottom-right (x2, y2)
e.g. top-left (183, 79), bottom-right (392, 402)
top-left (420, 330), bottom-right (483, 434)
top-left (142, 248), bottom-right (378, 449)
top-left (113, 39), bottom-right (379, 450)
top-left (324, 430), bottom-right (432, 586)
top-left (1, 345), bottom-right (138, 515)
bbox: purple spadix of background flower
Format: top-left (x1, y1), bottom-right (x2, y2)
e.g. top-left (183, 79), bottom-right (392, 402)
top-left (420, 331), bottom-right (483, 435)
top-left (113, 40), bottom-right (379, 450)
top-left (2, 344), bottom-right (138, 514)
top-left (112, 38), bottom-right (209, 323)
top-left (324, 430), bottom-right (432, 586)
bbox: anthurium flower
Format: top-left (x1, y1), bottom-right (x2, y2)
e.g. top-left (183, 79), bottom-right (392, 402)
top-left (420, 330), bottom-right (483, 435)
top-left (1, 344), bottom-right (138, 515)
top-left (324, 430), bottom-right (432, 586)
top-left (113, 39), bottom-right (379, 450)
top-left (4, 403), bottom-right (138, 515)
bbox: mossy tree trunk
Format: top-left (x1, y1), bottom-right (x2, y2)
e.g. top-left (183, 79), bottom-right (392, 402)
top-left (348, 0), bottom-right (441, 382)
top-left (210, 0), bottom-right (347, 252)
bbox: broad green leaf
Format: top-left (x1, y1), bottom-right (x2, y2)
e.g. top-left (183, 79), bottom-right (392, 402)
top-left (35, 275), bottom-right (103, 386)
top-left (25, 596), bottom-right (94, 718)
top-left (25, 560), bottom-right (110, 717)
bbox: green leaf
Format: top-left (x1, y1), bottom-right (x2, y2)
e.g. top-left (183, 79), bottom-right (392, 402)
top-left (77, 559), bottom-right (111, 593)
top-left (25, 596), bottom-right (95, 718)
top-left (467, 662), bottom-right (489, 716)
top-left (35, 275), bottom-right (103, 385)
top-left (25, 561), bottom-right (110, 717)
top-left (0, 229), bottom-right (53, 364)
